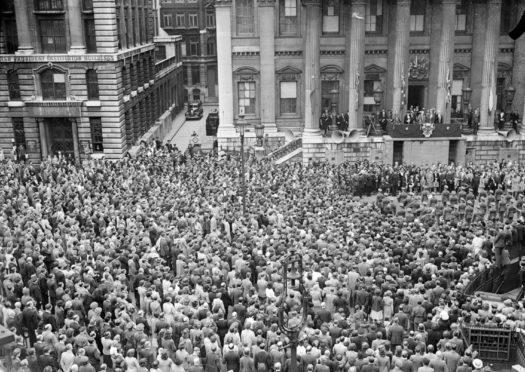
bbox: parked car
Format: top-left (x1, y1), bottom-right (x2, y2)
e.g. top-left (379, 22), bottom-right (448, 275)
top-left (186, 101), bottom-right (203, 120)
top-left (206, 109), bottom-right (219, 136)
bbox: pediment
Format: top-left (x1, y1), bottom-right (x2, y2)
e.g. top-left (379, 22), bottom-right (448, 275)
top-left (364, 64), bottom-right (386, 73)
top-left (276, 66), bottom-right (302, 74)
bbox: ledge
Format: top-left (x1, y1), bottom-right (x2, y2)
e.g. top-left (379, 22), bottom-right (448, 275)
top-left (7, 101), bottom-right (26, 107)
top-left (85, 100), bottom-right (101, 107)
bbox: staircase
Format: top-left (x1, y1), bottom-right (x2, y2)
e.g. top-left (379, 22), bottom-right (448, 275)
top-left (267, 137), bottom-right (302, 164)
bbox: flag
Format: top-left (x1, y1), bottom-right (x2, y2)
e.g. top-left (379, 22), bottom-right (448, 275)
top-left (446, 66), bottom-right (451, 105)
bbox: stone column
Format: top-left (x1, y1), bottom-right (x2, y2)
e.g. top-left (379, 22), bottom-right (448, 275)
top-left (67, 0), bottom-right (86, 54)
top-left (216, 0), bottom-right (237, 139)
top-left (479, 0), bottom-right (502, 131)
top-left (303, 0), bottom-right (322, 137)
top-left (387, 0), bottom-right (411, 117)
top-left (470, 1), bottom-right (487, 110)
top-left (512, 0), bottom-right (525, 121)
top-left (72, 119), bottom-right (80, 162)
top-left (435, 0), bottom-right (457, 123)
top-left (14, 0), bottom-right (34, 54)
top-left (346, 0), bottom-right (366, 131)
top-left (258, 0), bottom-right (277, 133)
top-left (38, 119), bottom-right (48, 159)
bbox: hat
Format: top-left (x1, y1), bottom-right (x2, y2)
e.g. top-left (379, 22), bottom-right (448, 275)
top-left (472, 359), bottom-right (483, 369)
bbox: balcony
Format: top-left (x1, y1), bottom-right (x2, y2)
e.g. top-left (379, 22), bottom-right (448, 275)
top-left (155, 56), bottom-right (178, 74)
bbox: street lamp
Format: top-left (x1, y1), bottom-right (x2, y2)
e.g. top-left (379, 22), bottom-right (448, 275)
top-left (254, 122), bottom-right (264, 147)
top-left (237, 114), bottom-right (248, 217)
top-left (278, 247), bottom-right (309, 372)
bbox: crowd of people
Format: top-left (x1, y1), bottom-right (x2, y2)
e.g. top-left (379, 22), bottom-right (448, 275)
top-left (1, 145), bottom-right (525, 372)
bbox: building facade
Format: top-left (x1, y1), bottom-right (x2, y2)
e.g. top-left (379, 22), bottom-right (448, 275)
top-left (160, 0), bottom-right (218, 104)
top-left (216, 0), bottom-right (525, 164)
top-left (0, 0), bottom-right (184, 162)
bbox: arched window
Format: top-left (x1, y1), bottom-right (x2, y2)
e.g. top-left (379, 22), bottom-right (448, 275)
top-left (86, 69), bottom-right (99, 100)
top-left (41, 69), bottom-right (66, 100)
top-left (236, 0), bottom-right (254, 34)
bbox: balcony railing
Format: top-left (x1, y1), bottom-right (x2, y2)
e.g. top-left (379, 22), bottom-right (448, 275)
top-left (155, 56), bottom-right (177, 74)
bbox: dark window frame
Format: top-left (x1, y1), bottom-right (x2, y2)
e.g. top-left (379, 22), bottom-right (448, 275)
top-left (39, 17), bottom-right (67, 53)
top-left (41, 69), bottom-right (66, 100)
top-left (12, 117), bottom-right (26, 148)
top-left (86, 69), bottom-right (99, 100)
top-left (236, 0), bottom-right (254, 34)
top-left (34, 0), bottom-right (64, 11)
top-left (89, 117), bottom-right (104, 152)
top-left (279, 0), bottom-right (298, 36)
top-left (7, 70), bottom-right (21, 100)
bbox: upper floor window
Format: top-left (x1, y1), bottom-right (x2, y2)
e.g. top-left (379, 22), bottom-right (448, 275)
top-left (86, 69), bottom-right (99, 100)
top-left (162, 14), bottom-right (173, 28)
top-left (155, 45), bottom-right (167, 61)
top-left (410, 0), bottom-right (426, 33)
top-left (322, 0), bottom-right (340, 34)
top-left (206, 39), bottom-right (216, 56)
top-left (206, 12), bottom-right (215, 28)
top-left (41, 69), bottom-right (66, 100)
top-left (176, 14), bottom-right (185, 28)
top-left (90, 117), bottom-right (104, 152)
top-left (7, 70), bottom-right (21, 100)
top-left (34, 0), bottom-right (64, 11)
top-left (188, 37), bottom-right (200, 56)
top-left (365, 0), bottom-right (383, 34)
top-left (279, 0), bottom-right (298, 35)
top-left (12, 118), bottom-right (26, 149)
top-left (188, 13), bottom-right (198, 28)
top-left (82, 0), bottom-right (93, 10)
top-left (236, 0), bottom-right (254, 34)
top-left (501, 1), bottom-right (515, 35)
top-left (238, 81), bottom-right (256, 114)
top-left (39, 18), bottom-right (66, 53)
top-left (455, 0), bottom-right (467, 32)
top-left (3, 19), bottom-right (18, 54)
top-left (84, 16), bottom-right (96, 53)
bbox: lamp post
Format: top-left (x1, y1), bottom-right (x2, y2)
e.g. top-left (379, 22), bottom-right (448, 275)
top-left (278, 247), bottom-right (309, 372)
top-left (237, 114), bottom-right (247, 217)
top-left (461, 86), bottom-right (472, 122)
top-left (254, 122), bottom-right (264, 147)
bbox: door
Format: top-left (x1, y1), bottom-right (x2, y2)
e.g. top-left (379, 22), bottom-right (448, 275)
top-left (47, 118), bottom-right (74, 158)
top-left (207, 66), bottom-right (217, 98)
top-left (407, 85), bottom-right (425, 110)
top-left (393, 141), bottom-right (403, 165)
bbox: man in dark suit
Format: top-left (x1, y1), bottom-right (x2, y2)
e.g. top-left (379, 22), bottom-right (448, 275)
top-left (22, 301), bottom-right (39, 346)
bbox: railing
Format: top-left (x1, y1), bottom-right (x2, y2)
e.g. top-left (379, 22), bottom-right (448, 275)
top-left (34, 0), bottom-right (64, 11)
top-left (155, 56), bottom-right (177, 74)
top-left (461, 325), bottom-right (514, 361)
top-left (516, 331), bottom-right (525, 367)
top-left (267, 137), bottom-right (302, 162)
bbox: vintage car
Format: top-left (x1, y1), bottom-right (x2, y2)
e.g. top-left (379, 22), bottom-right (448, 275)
top-left (206, 109), bottom-right (219, 136)
top-left (185, 101), bottom-right (203, 120)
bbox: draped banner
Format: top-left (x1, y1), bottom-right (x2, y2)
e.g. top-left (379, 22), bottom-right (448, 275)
top-left (386, 123), bottom-right (462, 138)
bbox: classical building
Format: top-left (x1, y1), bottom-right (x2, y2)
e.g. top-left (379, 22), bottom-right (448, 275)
top-left (0, 0), bottom-right (184, 162)
top-left (216, 0), bottom-right (525, 165)
top-left (160, 0), bottom-right (218, 103)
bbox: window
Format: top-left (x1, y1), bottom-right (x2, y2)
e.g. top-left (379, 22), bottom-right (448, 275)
top-left (7, 70), bottom-right (21, 100)
top-left (90, 117), bottom-right (104, 152)
top-left (188, 14), bottom-right (198, 28)
top-left (206, 39), bottom-right (216, 55)
top-left (321, 80), bottom-right (339, 112)
top-left (189, 38), bottom-right (199, 56)
top-left (162, 14), bottom-right (173, 28)
top-left (176, 14), bottom-right (185, 27)
top-left (12, 118), bottom-right (26, 148)
top-left (501, 1), bottom-right (514, 35)
top-left (82, 0), bottom-right (93, 10)
top-left (192, 88), bottom-right (200, 101)
top-left (280, 81), bottom-right (297, 114)
top-left (455, 0), bottom-right (467, 32)
top-left (451, 80), bottom-right (463, 116)
top-left (410, 0), bottom-right (425, 32)
top-left (183, 71), bottom-right (188, 85)
top-left (365, 0), bottom-right (383, 34)
top-left (206, 12), bottom-right (215, 28)
top-left (39, 19), bottom-right (67, 53)
top-left (35, 0), bottom-right (64, 11)
top-left (155, 45), bottom-right (167, 61)
top-left (191, 66), bottom-right (200, 84)
top-left (323, 0), bottom-right (340, 33)
top-left (84, 17), bottom-right (96, 53)
top-left (238, 81), bottom-right (256, 114)
top-left (363, 74), bottom-right (381, 112)
top-left (279, 0), bottom-right (298, 35)
top-left (236, 0), bottom-right (254, 34)
top-left (41, 70), bottom-right (66, 100)
top-left (86, 69), bottom-right (99, 100)
top-left (4, 19), bottom-right (18, 54)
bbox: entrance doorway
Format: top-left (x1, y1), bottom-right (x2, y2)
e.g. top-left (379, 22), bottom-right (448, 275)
top-left (207, 66), bottom-right (217, 98)
top-left (407, 85), bottom-right (425, 110)
top-left (47, 118), bottom-right (74, 158)
top-left (393, 141), bottom-right (403, 165)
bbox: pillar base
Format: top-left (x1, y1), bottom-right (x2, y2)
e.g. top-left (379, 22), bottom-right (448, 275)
top-left (217, 126), bottom-right (238, 139)
top-left (15, 47), bottom-right (34, 55)
top-left (302, 128), bottom-right (323, 143)
top-left (261, 122), bottom-right (278, 134)
top-left (68, 46), bottom-right (87, 55)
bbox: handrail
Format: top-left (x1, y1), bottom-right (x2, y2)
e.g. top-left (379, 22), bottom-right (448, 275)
top-left (155, 56), bottom-right (178, 74)
top-left (268, 137), bottom-right (302, 161)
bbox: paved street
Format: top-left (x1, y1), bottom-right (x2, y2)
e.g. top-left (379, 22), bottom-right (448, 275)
top-left (167, 104), bottom-right (217, 152)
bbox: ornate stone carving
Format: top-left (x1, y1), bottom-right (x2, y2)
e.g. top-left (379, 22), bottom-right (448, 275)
top-left (320, 65), bottom-right (344, 81)
top-left (408, 55), bottom-right (429, 81)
